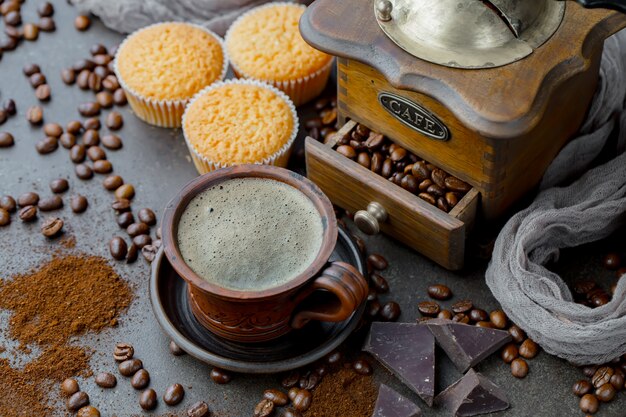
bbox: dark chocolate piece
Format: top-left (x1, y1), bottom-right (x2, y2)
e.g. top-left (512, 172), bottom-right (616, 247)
top-left (434, 369), bottom-right (509, 416)
top-left (425, 318), bottom-right (511, 372)
top-left (364, 322), bottom-right (436, 406)
top-left (373, 384), bottom-right (422, 417)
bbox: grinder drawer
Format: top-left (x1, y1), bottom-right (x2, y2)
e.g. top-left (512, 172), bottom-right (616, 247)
top-left (305, 122), bottom-right (480, 270)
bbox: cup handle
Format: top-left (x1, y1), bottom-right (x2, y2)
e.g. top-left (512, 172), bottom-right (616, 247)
top-left (290, 261), bottom-right (369, 329)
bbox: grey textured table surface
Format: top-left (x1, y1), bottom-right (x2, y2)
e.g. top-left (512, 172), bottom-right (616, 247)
top-left (0, 2), bottom-right (624, 417)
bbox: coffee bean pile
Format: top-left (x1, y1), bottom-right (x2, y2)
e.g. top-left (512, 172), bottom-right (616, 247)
top-left (416, 284), bottom-right (539, 379)
top-left (303, 96), bottom-right (338, 143)
top-left (364, 252), bottom-right (401, 322)
top-left (22, 63), bottom-right (52, 101)
top-left (0, 1), bottom-right (56, 61)
top-left (109, 204), bottom-right (161, 264)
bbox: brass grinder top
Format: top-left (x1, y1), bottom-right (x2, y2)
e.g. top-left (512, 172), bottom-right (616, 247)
top-left (375, 0), bottom-right (566, 68)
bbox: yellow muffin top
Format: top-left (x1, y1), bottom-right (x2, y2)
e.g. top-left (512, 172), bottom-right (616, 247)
top-left (116, 23), bottom-right (224, 101)
top-left (226, 4), bottom-right (332, 82)
top-left (184, 83), bottom-right (295, 165)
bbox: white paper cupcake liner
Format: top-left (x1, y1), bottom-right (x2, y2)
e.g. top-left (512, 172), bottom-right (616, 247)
top-left (182, 79), bottom-right (300, 174)
top-left (114, 22), bottom-right (229, 128)
top-left (224, 2), bottom-right (334, 107)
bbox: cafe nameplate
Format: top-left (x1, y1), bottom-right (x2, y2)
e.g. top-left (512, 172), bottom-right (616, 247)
top-left (378, 92), bottom-right (449, 141)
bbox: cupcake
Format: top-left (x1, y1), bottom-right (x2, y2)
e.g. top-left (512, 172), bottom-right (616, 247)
top-left (225, 2), bottom-right (333, 106)
top-left (182, 79), bottom-right (298, 174)
top-left (114, 22), bottom-right (228, 128)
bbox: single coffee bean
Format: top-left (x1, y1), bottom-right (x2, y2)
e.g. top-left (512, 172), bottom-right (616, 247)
top-left (87, 146), bottom-right (106, 161)
top-left (187, 401), bottom-right (211, 417)
top-left (18, 192), bottom-right (40, 207)
top-left (104, 175), bottom-right (124, 191)
top-left (36, 137), bottom-right (58, 154)
top-left (27, 105), bottom-right (44, 125)
top-left (88, 72), bottom-right (102, 92)
top-left (453, 313), bottom-right (470, 324)
top-left (118, 358), bottom-right (143, 376)
top-left (445, 192), bottom-right (459, 208)
top-left (23, 23), bottom-right (39, 41)
top-left (0, 195), bottom-right (16, 212)
top-left (75, 163), bottom-right (93, 180)
top-left (437, 309), bottom-right (453, 320)
top-left (4, 10), bottom-right (21, 26)
top-left (126, 243), bottom-right (138, 263)
top-left (595, 383), bottom-right (616, 402)
top-left (381, 158), bottom-right (394, 178)
top-left (4, 24), bottom-right (21, 40)
top-left (77, 406), bottom-right (100, 417)
top-left (93, 54), bottom-right (112, 66)
top-left (418, 192), bottom-right (436, 205)
top-left (109, 237), bottom-right (128, 260)
top-left (18, 205), bottom-right (37, 222)
top-left (298, 372), bottom-right (319, 391)
top-left (112, 198), bottom-right (131, 213)
top-left (86, 119), bottom-right (102, 132)
top-left (444, 176), bottom-right (471, 193)
top-left (106, 111), bottom-right (124, 130)
top-left (101, 133), bottom-right (123, 150)
top-left (610, 371), bottom-right (624, 390)
top-left (592, 367), bottom-right (614, 388)
top-left (41, 217), bottom-right (63, 237)
top-left (38, 2), bottom-right (55, 17)
top-left (254, 399), bottom-right (274, 417)
top-left (336, 145), bottom-right (356, 159)
top-left (390, 147), bottom-right (407, 162)
top-left (583, 366), bottom-right (599, 378)
top-left (451, 300), bottom-right (473, 314)
top-left (282, 371), bottom-right (300, 389)
top-left (77, 70), bottom-right (90, 89)
top-left (38, 196), bottom-right (63, 211)
top-left (292, 389), bottom-right (312, 412)
top-left (117, 212), bottom-right (134, 228)
top-left (61, 378), bottom-right (80, 396)
top-left (501, 343), bottom-right (519, 364)
top-left (43, 123), bottom-right (63, 138)
top-left (380, 301), bottom-right (401, 321)
top-left (30, 73), bottom-right (47, 88)
top-left (0, 132), bottom-right (14, 147)
top-left (353, 359), bottom-right (373, 375)
top-left (418, 301), bottom-right (441, 317)
top-left (70, 144), bottom-right (86, 163)
top-left (113, 89), bottom-right (127, 105)
top-left (70, 195), bottom-right (88, 213)
top-left (38, 16), bottom-right (56, 32)
top-left (82, 129), bottom-right (99, 146)
top-left (133, 234), bottom-right (152, 249)
top-left (48, 178), bottom-right (70, 193)
top-left (131, 369), bottom-right (150, 389)
top-left (476, 321), bottom-right (494, 328)
top-left (95, 372), bottom-right (117, 388)
top-left (511, 358), bottom-right (529, 378)
top-left (367, 253), bottom-right (388, 270)
top-left (163, 383), bottom-right (185, 406)
top-left (0, 109), bottom-right (8, 126)
top-left (356, 152), bottom-right (371, 168)
top-left (519, 339), bottom-right (539, 359)
top-left (23, 63), bottom-right (41, 77)
top-left (469, 308), bottom-right (488, 323)
top-left (366, 299), bottom-right (381, 319)
top-left (508, 325), bottom-right (526, 344)
top-left (206, 367), bottom-right (230, 385)
top-left (35, 84), bottom-right (51, 101)
top-left (67, 391), bottom-right (89, 411)
top-left (93, 159), bottom-right (112, 174)
top-left (115, 184), bottom-right (135, 201)
top-left (164, 340), bottom-right (185, 356)
top-left (139, 389), bottom-right (157, 410)
top-left (78, 102), bottom-right (100, 117)
top-left (573, 380), bottom-right (593, 397)
top-left (263, 389), bottom-right (288, 406)
top-left (67, 120), bottom-right (83, 135)
top-left (431, 168), bottom-right (447, 188)
top-left (427, 284), bottom-right (452, 300)
top-left (103, 74), bottom-right (120, 91)
top-left (113, 342), bottom-right (134, 361)
top-left (370, 273), bottom-right (389, 293)
top-left (579, 394), bottom-right (599, 414)
top-left (136, 208), bottom-right (157, 226)
top-left (604, 253), bottom-right (621, 270)
top-left (75, 15), bottom-right (91, 31)
top-left (489, 310), bottom-right (508, 329)
top-left (127, 222), bottom-right (149, 237)
top-left (61, 68), bottom-right (76, 84)
top-left (95, 91), bottom-right (113, 108)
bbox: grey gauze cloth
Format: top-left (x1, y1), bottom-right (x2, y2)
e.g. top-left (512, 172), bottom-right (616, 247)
top-left (69, 0), bottom-right (285, 36)
top-left (486, 30), bottom-right (626, 365)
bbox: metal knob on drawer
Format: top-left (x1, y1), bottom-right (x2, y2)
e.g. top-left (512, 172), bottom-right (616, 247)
top-left (354, 202), bottom-right (388, 235)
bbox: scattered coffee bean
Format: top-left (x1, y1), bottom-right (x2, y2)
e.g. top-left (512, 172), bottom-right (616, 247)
top-left (4, 10), bottom-right (21, 26)
top-left (418, 301), bottom-right (441, 317)
top-left (469, 308), bottom-right (488, 323)
top-left (38, 2), bottom-right (55, 17)
top-left (367, 253), bottom-right (388, 270)
top-left (111, 198), bottom-right (131, 213)
top-left (476, 321), bottom-right (494, 328)
top-left (23, 63), bottom-right (41, 77)
top-left (18, 192), bottom-right (39, 207)
top-left (131, 369), bottom-right (150, 389)
top-left (0, 195), bottom-right (16, 212)
top-left (36, 136), bottom-right (58, 154)
top-left (366, 299), bottom-right (381, 319)
top-left (43, 123), bottom-right (63, 138)
top-left (75, 163), bottom-right (93, 180)
top-left (610, 371), bottom-right (624, 390)
top-left (353, 359), bottom-right (373, 375)
top-left (127, 222), bottom-right (149, 237)
top-left (138, 208), bottom-right (157, 226)
top-left (113, 89), bottom-right (127, 105)
top-left (30, 73), bottom-right (47, 88)
top-left (427, 284), bottom-right (452, 300)
top-left (263, 389), bottom-right (288, 406)
top-left (38, 195), bottom-right (63, 211)
top-left (3, 99), bottom-right (16, 115)
top-left (508, 325), bottom-right (526, 344)
top-left (437, 309), bottom-right (453, 320)
top-left (254, 399), bottom-right (274, 417)
top-left (139, 389), bottom-right (158, 411)
top-left (61, 68), bottom-right (76, 84)
top-left (78, 101), bottom-right (100, 117)
top-left (70, 195), bottom-right (88, 213)
top-left (77, 70), bottom-right (90, 89)
top-left (118, 358), bottom-right (143, 376)
top-left (519, 339), bottom-right (539, 359)
top-left (511, 358), bottom-right (529, 378)
top-left (41, 217), bottom-right (63, 237)
top-left (380, 301), bottom-right (401, 321)
top-left (77, 406), bottom-right (100, 417)
top-left (501, 343), bottom-right (519, 364)
top-left (35, 84), bottom-right (51, 101)
top-left (104, 175), bottom-right (124, 190)
top-left (187, 401), bottom-right (211, 417)
top-left (95, 372), bottom-right (117, 388)
top-left (451, 300), bottom-right (473, 314)
top-left (67, 120), bottom-right (83, 135)
top-left (126, 243), bottom-right (138, 263)
top-left (38, 16), bottom-right (55, 32)
top-left (489, 310), bottom-right (508, 329)
top-left (18, 205), bottom-right (37, 222)
top-left (75, 15), bottom-right (91, 31)
top-left (592, 366), bottom-right (614, 388)
top-left (291, 389), bottom-right (312, 412)
top-left (169, 340), bottom-right (186, 356)
top-left (87, 146), bottom-right (106, 161)
top-left (117, 212), bottom-right (134, 228)
top-left (583, 366), bottom-right (599, 378)
top-left (67, 391), bottom-right (89, 411)
top-left (82, 129), bottom-right (99, 146)
top-left (106, 111), bottom-right (123, 130)
top-left (70, 144), bottom-right (86, 163)
top-left (93, 159), bottom-right (113, 174)
top-left (113, 342), bottom-right (134, 361)
top-left (299, 372), bottom-right (320, 390)
top-left (453, 313), bottom-right (470, 324)
top-left (573, 379), bottom-right (593, 397)
top-left (0, 110), bottom-right (7, 126)
top-left (26, 105), bottom-right (43, 124)
top-left (579, 394), bottom-right (599, 414)
top-left (109, 236), bottom-right (128, 260)
top-left (101, 133), bottom-right (123, 150)
top-left (163, 383), bottom-right (185, 406)
top-left (282, 371), bottom-right (300, 389)
top-left (88, 72), bottom-right (102, 92)
top-left (595, 383), bottom-right (615, 402)
top-left (0, 132), bottom-right (14, 147)
top-left (23, 23), bottom-right (39, 41)
top-left (210, 367), bottom-right (231, 384)
top-left (115, 184), bottom-right (135, 201)
top-left (604, 253), bottom-right (621, 270)
top-left (61, 378), bottom-right (80, 396)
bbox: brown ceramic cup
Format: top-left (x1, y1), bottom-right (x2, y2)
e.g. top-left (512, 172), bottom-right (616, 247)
top-left (162, 165), bottom-right (369, 343)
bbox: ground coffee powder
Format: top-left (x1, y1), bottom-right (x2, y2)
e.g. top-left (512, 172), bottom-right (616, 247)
top-left (0, 254), bottom-right (133, 416)
top-left (303, 366), bottom-right (377, 417)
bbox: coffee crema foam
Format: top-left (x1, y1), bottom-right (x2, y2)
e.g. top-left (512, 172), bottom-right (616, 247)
top-left (177, 177), bottom-right (325, 291)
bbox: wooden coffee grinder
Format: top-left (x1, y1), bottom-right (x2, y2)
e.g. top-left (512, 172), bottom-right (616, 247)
top-left (301, 0), bottom-right (626, 269)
